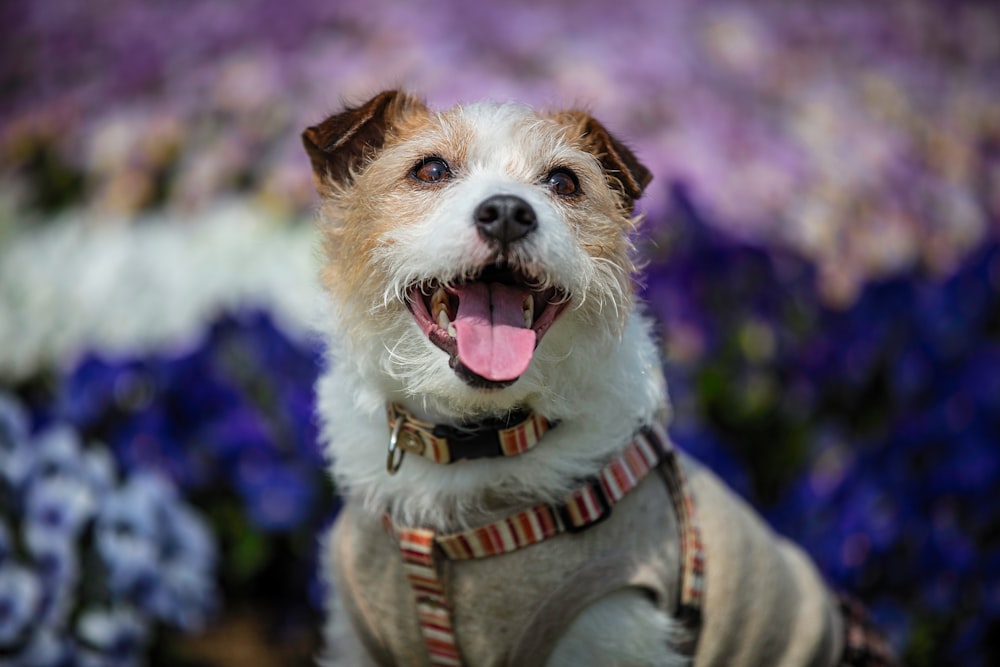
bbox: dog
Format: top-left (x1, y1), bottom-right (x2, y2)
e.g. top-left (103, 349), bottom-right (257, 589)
top-left (302, 91), bottom-right (891, 667)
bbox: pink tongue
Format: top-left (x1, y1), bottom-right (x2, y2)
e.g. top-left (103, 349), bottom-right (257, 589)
top-left (452, 283), bottom-right (536, 382)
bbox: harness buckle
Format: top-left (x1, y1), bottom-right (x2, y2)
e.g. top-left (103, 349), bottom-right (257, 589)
top-left (432, 423), bottom-right (502, 460)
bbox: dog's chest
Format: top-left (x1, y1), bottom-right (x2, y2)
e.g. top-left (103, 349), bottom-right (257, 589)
top-left (331, 478), bottom-right (682, 666)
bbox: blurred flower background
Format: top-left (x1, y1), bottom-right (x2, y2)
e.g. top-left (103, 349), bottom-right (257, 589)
top-left (1, 0), bottom-right (997, 665)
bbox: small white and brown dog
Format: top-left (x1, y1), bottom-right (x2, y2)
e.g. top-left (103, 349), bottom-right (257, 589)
top-left (302, 91), bottom-right (880, 667)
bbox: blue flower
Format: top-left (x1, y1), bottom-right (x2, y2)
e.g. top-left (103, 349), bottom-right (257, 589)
top-left (144, 483), bottom-right (217, 631)
top-left (28, 426), bottom-right (89, 487)
top-left (0, 395), bottom-right (28, 452)
top-left (7, 628), bottom-right (70, 667)
top-left (76, 607), bottom-right (149, 667)
top-left (0, 392), bottom-right (217, 663)
top-left (94, 472), bottom-right (216, 630)
top-left (238, 461), bottom-right (316, 533)
top-left (55, 356), bottom-right (124, 427)
top-left (94, 475), bottom-right (169, 604)
top-left (0, 398), bottom-right (33, 494)
top-left (641, 194), bottom-right (1000, 662)
top-left (30, 538), bottom-right (79, 628)
top-left (0, 520), bottom-right (11, 565)
top-left (24, 471), bottom-right (97, 548)
top-left (0, 564), bottom-right (42, 646)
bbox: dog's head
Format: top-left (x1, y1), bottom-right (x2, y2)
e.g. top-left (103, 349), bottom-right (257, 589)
top-left (303, 90), bottom-right (650, 410)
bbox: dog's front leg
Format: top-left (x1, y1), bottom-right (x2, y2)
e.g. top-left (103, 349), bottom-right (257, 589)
top-left (546, 589), bottom-right (690, 667)
top-left (318, 585), bottom-right (383, 667)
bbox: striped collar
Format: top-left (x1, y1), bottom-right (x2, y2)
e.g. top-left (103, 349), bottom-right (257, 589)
top-left (385, 403), bottom-right (555, 474)
top-left (385, 423), bottom-right (706, 666)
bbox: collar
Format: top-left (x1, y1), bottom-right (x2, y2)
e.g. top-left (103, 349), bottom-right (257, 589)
top-left (385, 402), bottom-right (556, 474)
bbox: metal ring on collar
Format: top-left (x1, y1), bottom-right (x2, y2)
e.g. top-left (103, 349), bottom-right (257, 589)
top-left (387, 416), bottom-right (405, 474)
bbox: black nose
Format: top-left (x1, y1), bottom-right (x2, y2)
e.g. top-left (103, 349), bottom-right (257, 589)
top-left (474, 195), bottom-right (537, 245)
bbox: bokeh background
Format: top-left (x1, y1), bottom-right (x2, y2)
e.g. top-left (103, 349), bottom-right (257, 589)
top-left (2, 1), bottom-right (998, 665)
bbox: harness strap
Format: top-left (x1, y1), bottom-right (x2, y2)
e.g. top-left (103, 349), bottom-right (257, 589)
top-left (396, 528), bottom-right (463, 666)
top-left (388, 423), bottom-right (706, 666)
top-left (658, 457), bottom-right (706, 622)
top-left (386, 403), bottom-right (554, 472)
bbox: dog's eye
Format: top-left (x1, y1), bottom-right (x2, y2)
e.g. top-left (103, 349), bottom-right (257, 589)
top-left (546, 169), bottom-right (579, 196)
top-left (412, 158), bottom-right (452, 184)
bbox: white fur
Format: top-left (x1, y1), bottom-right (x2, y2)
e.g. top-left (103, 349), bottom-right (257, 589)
top-left (548, 590), bottom-right (690, 667)
top-left (317, 309), bottom-right (667, 529)
top-left (317, 100), bottom-right (682, 663)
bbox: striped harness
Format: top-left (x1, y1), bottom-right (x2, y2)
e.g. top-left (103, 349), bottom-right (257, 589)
top-left (380, 405), bottom-right (896, 667)
top-left (383, 416), bottom-right (705, 666)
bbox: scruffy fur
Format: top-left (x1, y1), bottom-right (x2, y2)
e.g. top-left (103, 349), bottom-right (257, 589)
top-left (304, 91), bottom-right (839, 667)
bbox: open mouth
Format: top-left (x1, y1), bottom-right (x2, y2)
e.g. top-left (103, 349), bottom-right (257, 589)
top-left (406, 264), bottom-right (569, 388)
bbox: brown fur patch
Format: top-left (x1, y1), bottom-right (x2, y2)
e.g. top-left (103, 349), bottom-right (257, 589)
top-left (549, 110), bottom-right (652, 211)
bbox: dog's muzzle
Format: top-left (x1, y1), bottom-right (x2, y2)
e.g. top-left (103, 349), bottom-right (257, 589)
top-left (406, 263), bottom-right (569, 388)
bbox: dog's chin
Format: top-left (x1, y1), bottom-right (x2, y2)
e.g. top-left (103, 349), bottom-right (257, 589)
top-left (449, 359), bottom-right (517, 390)
top-left (406, 263), bottom-right (569, 390)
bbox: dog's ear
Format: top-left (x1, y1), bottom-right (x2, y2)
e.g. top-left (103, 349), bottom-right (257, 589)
top-left (302, 90), bottom-right (427, 190)
top-left (553, 111), bottom-right (652, 211)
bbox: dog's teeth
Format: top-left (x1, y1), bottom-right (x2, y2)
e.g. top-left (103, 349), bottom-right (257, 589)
top-left (432, 287), bottom-right (447, 310)
top-left (447, 322), bottom-right (457, 338)
top-left (431, 287), bottom-right (452, 325)
top-left (523, 295), bottom-right (534, 327)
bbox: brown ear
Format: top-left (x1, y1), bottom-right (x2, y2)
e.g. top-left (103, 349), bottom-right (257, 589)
top-left (553, 111), bottom-right (652, 210)
top-left (302, 90), bottom-right (427, 188)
